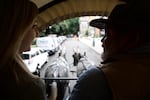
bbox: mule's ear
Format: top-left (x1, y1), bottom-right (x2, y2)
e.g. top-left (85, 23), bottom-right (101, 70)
top-left (58, 52), bottom-right (61, 57)
top-left (84, 52), bottom-right (86, 56)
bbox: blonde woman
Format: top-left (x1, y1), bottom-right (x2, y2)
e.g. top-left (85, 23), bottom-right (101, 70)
top-left (0, 0), bottom-right (46, 99)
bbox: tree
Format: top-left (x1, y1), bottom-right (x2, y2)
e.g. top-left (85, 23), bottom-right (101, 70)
top-left (47, 17), bottom-right (79, 36)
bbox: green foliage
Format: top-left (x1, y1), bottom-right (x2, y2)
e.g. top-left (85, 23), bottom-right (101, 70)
top-left (85, 30), bottom-right (89, 36)
top-left (39, 30), bottom-right (46, 37)
top-left (48, 17), bottom-right (79, 36)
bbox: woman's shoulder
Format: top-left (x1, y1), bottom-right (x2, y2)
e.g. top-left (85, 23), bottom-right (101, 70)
top-left (27, 77), bottom-right (45, 91)
top-left (21, 77), bottom-right (46, 100)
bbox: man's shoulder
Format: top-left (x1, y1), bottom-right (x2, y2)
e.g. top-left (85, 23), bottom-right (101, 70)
top-left (78, 66), bottom-right (106, 84)
top-left (75, 66), bottom-right (113, 99)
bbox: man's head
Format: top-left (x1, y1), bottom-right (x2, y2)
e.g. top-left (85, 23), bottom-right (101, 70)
top-left (92, 3), bottom-right (150, 61)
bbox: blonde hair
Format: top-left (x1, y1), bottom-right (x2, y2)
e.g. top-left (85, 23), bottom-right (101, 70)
top-left (0, 0), bottom-right (38, 82)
